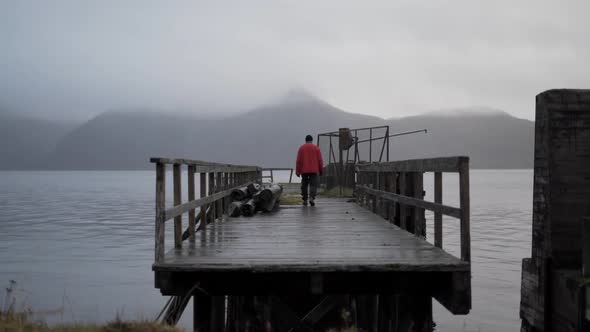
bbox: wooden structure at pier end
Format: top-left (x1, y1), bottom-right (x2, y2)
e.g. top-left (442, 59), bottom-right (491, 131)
top-left (520, 89), bottom-right (590, 332)
top-left (150, 150), bottom-right (471, 330)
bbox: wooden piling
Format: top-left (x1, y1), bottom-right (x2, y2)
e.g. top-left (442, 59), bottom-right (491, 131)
top-left (193, 293), bottom-right (211, 332)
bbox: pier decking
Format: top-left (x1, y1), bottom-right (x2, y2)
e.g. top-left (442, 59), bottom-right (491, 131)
top-left (154, 198), bottom-right (467, 273)
top-left (150, 154), bottom-right (471, 331)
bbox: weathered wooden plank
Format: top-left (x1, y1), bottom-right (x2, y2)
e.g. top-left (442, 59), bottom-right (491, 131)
top-left (173, 164), bottom-right (182, 248)
top-left (155, 163), bottom-right (166, 263)
top-left (356, 185), bottom-right (461, 219)
top-left (434, 172), bottom-right (443, 249)
top-left (356, 156), bottom-right (468, 173)
top-left (459, 159), bottom-right (471, 263)
top-left (188, 165), bottom-right (196, 242)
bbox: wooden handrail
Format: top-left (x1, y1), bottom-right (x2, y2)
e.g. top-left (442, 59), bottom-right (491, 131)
top-left (261, 168), bottom-right (294, 183)
top-left (356, 156), bottom-right (468, 173)
top-left (356, 186), bottom-right (461, 218)
top-left (355, 156), bottom-right (470, 263)
top-left (153, 157), bottom-right (262, 263)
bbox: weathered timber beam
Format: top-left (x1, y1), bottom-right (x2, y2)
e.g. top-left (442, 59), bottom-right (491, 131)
top-left (356, 156), bottom-right (469, 173)
top-left (164, 181), bottom-right (255, 221)
top-left (357, 185), bottom-right (461, 219)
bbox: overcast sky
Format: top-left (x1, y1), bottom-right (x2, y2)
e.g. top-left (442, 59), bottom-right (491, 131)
top-left (1, 0), bottom-right (589, 121)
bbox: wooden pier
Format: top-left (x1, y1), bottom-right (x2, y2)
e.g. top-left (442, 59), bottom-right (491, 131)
top-left (151, 156), bottom-right (471, 331)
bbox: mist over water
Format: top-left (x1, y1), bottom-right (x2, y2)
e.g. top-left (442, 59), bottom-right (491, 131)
top-left (0, 170), bottom-right (532, 331)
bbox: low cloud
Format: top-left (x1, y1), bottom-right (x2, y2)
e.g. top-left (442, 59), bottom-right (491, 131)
top-left (1, 0), bottom-right (589, 121)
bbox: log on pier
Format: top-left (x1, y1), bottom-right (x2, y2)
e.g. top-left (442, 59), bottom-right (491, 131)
top-left (229, 183), bottom-right (283, 217)
top-left (247, 183), bottom-right (261, 195)
top-left (256, 184), bottom-right (283, 212)
top-left (240, 199), bottom-right (257, 217)
top-left (230, 187), bottom-right (250, 201)
top-left (228, 201), bottom-right (243, 217)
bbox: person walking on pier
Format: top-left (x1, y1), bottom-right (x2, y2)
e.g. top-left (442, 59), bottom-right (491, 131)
top-left (296, 135), bottom-right (323, 206)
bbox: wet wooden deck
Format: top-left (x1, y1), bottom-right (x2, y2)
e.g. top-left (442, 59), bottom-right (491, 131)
top-left (153, 198), bottom-right (470, 314)
top-left (154, 198), bottom-right (467, 273)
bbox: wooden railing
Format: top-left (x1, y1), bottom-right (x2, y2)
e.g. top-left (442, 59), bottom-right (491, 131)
top-left (261, 168), bottom-right (294, 183)
top-left (355, 156), bottom-right (470, 263)
top-left (151, 158), bottom-right (261, 263)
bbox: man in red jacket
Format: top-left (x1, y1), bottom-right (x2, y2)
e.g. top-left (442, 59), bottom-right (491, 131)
top-left (296, 135), bottom-right (324, 206)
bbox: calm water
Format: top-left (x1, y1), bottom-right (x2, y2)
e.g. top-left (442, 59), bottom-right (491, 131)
top-left (0, 170), bottom-right (532, 331)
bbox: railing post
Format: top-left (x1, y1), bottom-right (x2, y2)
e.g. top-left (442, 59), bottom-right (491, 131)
top-left (376, 172), bottom-right (385, 217)
top-left (413, 172), bottom-right (425, 238)
top-left (459, 158), bottom-right (471, 262)
top-left (200, 172), bottom-right (208, 231)
top-left (389, 172), bottom-right (397, 225)
top-left (434, 172), bottom-right (443, 248)
top-left (371, 172), bottom-right (378, 213)
top-left (209, 173), bottom-right (216, 222)
top-left (384, 172), bottom-right (392, 221)
top-left (216, 172), bottom-right (223, 218)
top-left (224, 172), bottom-right (230, 215)
top-left (155, 162), bottom-right (166, 262)
top-left (188, 165), bottom-right (196, 242)
top-left (173, 164), bottom-right (182, 248)
top-left (399, 173), bottom-right (407, 230)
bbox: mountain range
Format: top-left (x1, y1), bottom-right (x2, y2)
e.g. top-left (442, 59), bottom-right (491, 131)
top-left (0, 92), bottom-right (534, 170)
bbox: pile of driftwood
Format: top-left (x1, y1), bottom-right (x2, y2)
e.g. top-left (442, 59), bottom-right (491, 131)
top-left (229, 183), bottom-right (283, 217)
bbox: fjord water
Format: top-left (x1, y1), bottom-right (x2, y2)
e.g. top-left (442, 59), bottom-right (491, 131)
top-left (0, 170), bottom-right (532, 331)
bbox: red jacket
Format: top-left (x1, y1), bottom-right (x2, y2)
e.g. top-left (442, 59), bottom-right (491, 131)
top-left (296, 143), bottom-right (324, 175)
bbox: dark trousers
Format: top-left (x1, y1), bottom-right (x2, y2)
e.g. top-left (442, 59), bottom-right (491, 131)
top-left (301, 173), bottom-right (318, 201)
